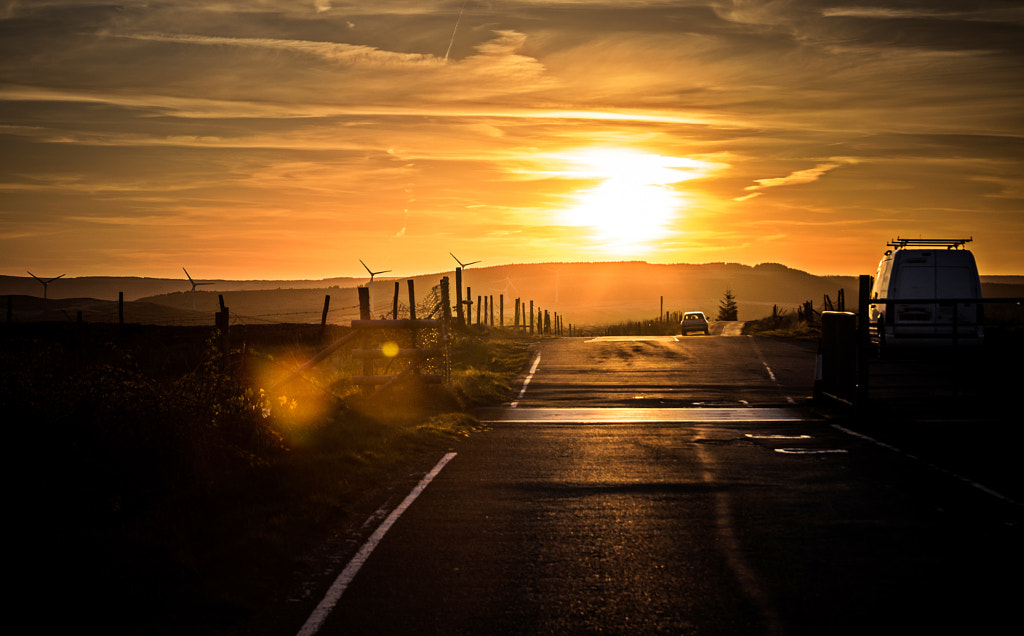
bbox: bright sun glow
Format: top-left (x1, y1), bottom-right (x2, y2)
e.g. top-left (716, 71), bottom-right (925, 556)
top-left (555, 149), bottom-right (713, 253)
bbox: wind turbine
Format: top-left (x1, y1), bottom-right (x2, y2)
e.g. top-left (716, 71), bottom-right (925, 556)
top-left (27, 271), bottom-right (65, 299)
top-left (359, 260), bottom-right (391, 285)
top-left (450, 252), bottom-right (481, 269)
top-left (183, 267), bottom-right (213, 310)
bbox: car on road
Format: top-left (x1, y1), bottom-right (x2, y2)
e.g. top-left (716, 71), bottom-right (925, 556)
top-left (680, 311), bottom-right (710, 335)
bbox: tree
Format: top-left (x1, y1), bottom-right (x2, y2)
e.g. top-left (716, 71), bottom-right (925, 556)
top-left (717, 289), bottom-right (738, 321)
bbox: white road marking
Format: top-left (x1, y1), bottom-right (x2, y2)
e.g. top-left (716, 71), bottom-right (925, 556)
top-left (296, 452), bottom-right (458, 636)
top-left (510, 353), bottom-right (541, 408)
top-left (478, 407), bottom-right (811, 423)
top-left (832, 424), bottom-right (1022, 508)
top-left (748, 336), bottom-right (796, 404)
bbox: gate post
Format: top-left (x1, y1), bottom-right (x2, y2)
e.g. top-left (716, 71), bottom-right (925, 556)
top-left (857, 274), bottom-right (871, 407)
top-left (816, 311), bottom-right (857, 406)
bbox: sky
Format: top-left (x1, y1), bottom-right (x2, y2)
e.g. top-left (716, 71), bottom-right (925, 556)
top-left (1, 1), bottom-right (1022, 280)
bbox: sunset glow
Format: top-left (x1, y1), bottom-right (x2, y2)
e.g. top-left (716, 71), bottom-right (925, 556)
top-left (556, 150), bottom-right (716, 253)
top-left (1, 2), bottom-right (1022, 278)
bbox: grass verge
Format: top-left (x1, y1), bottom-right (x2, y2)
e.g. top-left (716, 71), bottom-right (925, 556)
top-left (4, 323), bottom-right (536, 635)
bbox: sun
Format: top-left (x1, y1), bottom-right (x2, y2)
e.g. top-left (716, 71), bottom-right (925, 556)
top-left (555, 149), bottom-right (710, 253)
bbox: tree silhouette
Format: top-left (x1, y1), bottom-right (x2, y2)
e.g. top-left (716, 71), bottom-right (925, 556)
top-left (717, 288), bottom-right (738, 321)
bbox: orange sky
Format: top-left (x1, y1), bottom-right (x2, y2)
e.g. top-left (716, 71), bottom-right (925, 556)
top-left (2, 1), bottom-right (1023, 279)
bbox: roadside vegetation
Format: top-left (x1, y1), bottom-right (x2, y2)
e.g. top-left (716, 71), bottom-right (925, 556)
top-left (742, 303), bottom-right (823, 339)
top-left (3, 322), bottom-right (536, 635)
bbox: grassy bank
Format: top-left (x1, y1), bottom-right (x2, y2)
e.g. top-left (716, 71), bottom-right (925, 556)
top-left (3, 323), bottom-right (535, 635)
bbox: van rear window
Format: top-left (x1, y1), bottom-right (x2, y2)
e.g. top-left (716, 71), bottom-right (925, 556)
top-left (898, 267), bottom-right (934, 298)
top-left (939, 267), bottom-right (975, 297)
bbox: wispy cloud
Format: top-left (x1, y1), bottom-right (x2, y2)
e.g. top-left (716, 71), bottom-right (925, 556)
top-left (738, 162), bottom-right (849, 200)
top-left (1, 1), bottom-right (1022, 277)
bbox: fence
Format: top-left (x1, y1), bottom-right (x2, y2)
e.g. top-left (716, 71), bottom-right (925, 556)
top-left (5, 267), bottom-right (574, 334)
top-left (814, 274), bottom-right (1023, 408)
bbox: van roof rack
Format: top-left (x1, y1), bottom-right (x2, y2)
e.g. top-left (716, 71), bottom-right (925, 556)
top-left (888, 237), bottom-right (972, 250)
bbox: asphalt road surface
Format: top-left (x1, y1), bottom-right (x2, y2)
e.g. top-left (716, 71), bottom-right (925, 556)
top-left (295, 333), bottom-right (1022, 635)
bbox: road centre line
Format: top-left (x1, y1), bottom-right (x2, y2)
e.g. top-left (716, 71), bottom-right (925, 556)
top-left (510, 353), bottom-right (542, 408)
top-left (296, 452), bottom-right (458, 636)
top-left (747, 336), bottom-right (796, 405)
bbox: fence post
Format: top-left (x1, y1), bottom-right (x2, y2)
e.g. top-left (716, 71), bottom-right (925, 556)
top-left (358, 287), bottom-right (371, 320)
top-left (529, 301), bottom-right (534, 334)
top-left (357, 287), bottom-right (372, 391)
top-left (393, 282), bottom-right (400, 320)
top-left (500, 295), bottom-right (504, 328)
top-left (455, 267), bottom-right (464, 326)
top-left (408, 279), bottom-right (419, 366)
top-left (477, 295), bottom-right (482, 325)
top-left (440, 276), bottom-right (452, 382)
top-left (118, 291), bottom-right (124, 327)
top-left (321, 294), bottom-right (331, 329)
top-left (216, 305), bottom-right (230, 369)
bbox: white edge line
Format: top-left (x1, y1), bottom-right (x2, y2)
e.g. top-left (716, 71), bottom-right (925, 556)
top-left (510, 352), bottom-right (541, 408)
top-left (296, 452), bottom-right (458, 636)
top-left (831, 424), bottom-right (1021, 508)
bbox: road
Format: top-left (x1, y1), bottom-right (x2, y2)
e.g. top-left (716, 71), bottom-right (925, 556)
top-left (294, 332), bottom-right (1022, 635)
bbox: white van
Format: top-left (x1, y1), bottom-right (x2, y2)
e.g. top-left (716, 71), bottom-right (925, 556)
top-left (869, 238), bottom-right (984, 347)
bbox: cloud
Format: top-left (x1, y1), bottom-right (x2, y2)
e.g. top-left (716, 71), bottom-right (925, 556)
top-left (742, 161), bottom-right (848, 195)
top-left (1, 1), bottom-right (1022, 277)
top-left (115, 31), bottom-right (439, 68)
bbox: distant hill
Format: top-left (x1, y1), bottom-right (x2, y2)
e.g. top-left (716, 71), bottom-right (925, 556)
top-left (4, 263), bottom-right (1021, 327)
top-left (1, 295), bottom-right (207, 325)
top-left (0, 274), bottom-right (366, 302)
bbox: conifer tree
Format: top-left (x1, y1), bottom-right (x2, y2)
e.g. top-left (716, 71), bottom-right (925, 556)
top-left (717, 289), bottom-right (738, 321)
